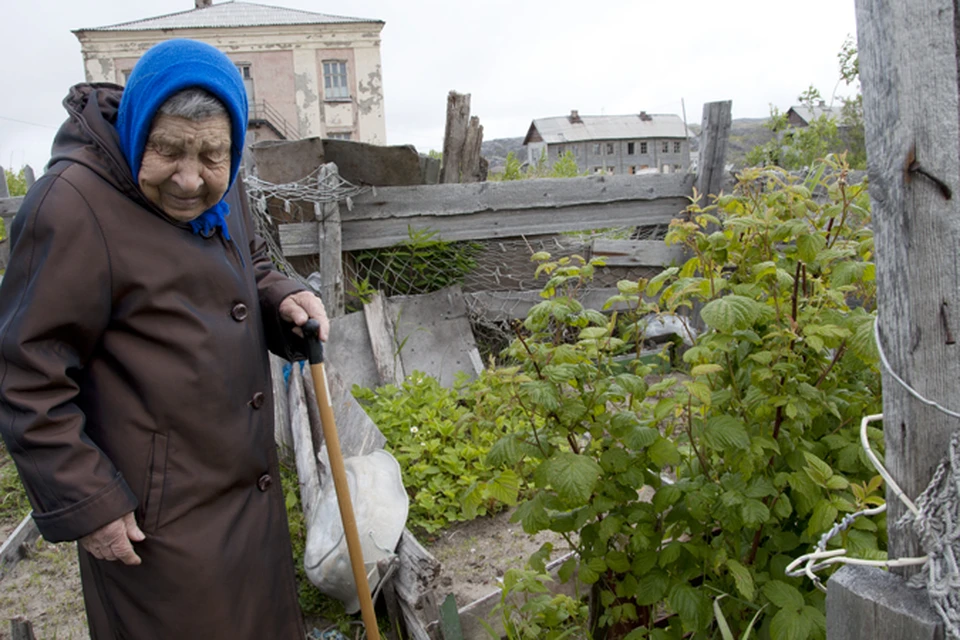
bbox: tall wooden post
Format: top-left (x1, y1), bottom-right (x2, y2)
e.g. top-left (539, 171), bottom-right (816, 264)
top-left (696, 101), bottom-right (732, 206)
top-left (826, 0), bottom-right (959, 636)
top-left (0, 166), bottom-right (9, 199)
top-left (317, 164), bottom-right (345, 317)
top-left (440, 92), bottom-right (471, 184)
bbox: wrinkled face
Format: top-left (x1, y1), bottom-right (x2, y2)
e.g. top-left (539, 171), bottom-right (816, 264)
top-left (138, 114), bottom-right (232, 222)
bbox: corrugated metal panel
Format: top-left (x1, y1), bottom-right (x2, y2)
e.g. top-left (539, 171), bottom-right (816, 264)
top-left (529, 114), bottom-right (690, 144)
top-left (81, 1), bottom-right (381, 32)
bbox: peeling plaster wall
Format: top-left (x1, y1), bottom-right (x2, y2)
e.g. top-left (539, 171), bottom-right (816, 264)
top-left (74, 22), bottom-right (386, 144)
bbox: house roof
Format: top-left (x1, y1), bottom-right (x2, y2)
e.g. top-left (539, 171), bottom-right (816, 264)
top-left (78, 1), bottom-right (382, 32)
top-left (523, 113), bottom-right (691, 146)
top-left (787, 104), bottom-right (843, 124)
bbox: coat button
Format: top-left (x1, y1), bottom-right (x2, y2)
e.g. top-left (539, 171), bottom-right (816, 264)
top-left (257, 473), bottom-right (272, 492)
top-left (231, 303), bottom-right (248, 322)
top-left (250, 392), bottom-right (265, 409)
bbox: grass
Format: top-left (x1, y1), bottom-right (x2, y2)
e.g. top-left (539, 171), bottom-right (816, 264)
top-left (0, 445), bottom-right (31, 530)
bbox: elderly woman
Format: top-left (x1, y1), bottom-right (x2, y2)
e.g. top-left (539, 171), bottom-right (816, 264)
top-left (0, 39), bottom-right (326, 638)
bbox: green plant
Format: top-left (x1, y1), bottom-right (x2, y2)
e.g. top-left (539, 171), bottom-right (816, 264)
top-left (481, 565), bottom-right (590, 640)
top-left (347, 227), bottom-right (481, 304)
top-left (550, 151), bottom-right (583, 179)
top-left (4, 167), bottom-right (27, 197)
top-left (353, 371), bottom-right (529, 535)
top-left (0, 446), bottom-right (31, 526)
top-left (469, 156), bottom-right (883, 638)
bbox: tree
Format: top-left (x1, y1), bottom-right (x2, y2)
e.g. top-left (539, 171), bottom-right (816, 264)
top-left (4, 167), bottom-right (27, 197)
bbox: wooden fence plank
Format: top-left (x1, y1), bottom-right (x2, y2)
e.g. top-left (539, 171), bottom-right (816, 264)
top-left (0, 197), bottom-right (23, 216)
top-left (461, 116), bottom-right (483, 184)
top-left (363, 292), bottom-right (404, 386)
top-left (317, 166), bottom-right (345, 316)
top-left (10, 617), bottom-right (36, 640)
top-left (0, 166), bottom-right (9, 199)
top-left (276, 173), bottom-right (693, 253)
top-left (592, 239), bottom-right (686, 268)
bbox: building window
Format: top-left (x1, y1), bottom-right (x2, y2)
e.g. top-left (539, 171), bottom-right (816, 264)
top-left (627, 142), bottom-right (635, 155)
top-left (674, 164), bottom-right (683, 171)
top-left (592, 143), bottom-right (601, 155)
top-left (322, 60), bottom-right (349, 100)
top-left (327, 131), bottom-right (352, 140)
top-left (235, 63), bottom-right (252, 80)
top-left (606, 143), bottom-right (614, 155)
top-left (119, 69), bottom-right (133, 85)
top-left (557, 146), bottom-right (565, 157)
top-left (674, 141), bottom-right (682, 153)
top-left (628, 166), bottom-right (636, 175)
top-left (661, 141), bottom-right (670, 153)
top-left (593, 166), bottom-right (603, 174)
top-left (640, 141), bottom-right (648, 154)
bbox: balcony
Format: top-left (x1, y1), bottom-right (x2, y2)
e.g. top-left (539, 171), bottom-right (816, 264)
top-left (249, 100), bottom-right (298, 141)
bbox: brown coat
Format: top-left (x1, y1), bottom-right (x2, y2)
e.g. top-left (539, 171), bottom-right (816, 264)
top-left (0, 84), bottom-right (307, 639)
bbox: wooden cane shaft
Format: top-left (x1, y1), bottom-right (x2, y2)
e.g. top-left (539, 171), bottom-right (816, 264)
top-left (309, 362), bottom-right (381, 640)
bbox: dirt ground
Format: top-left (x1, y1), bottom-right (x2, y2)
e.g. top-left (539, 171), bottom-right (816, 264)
top-left (0, 508), bottom-right (567, 638)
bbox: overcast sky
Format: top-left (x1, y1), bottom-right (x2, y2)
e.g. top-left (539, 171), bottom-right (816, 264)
top-left (0, 0), bottom-right (859, 172)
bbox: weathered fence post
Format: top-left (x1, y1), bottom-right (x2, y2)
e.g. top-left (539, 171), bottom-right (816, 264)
top-left (317, 165), bottom-right (345, 317)
top-left (0, 166), bottom-right (9, 199)
top-left (695, 100), bottom-right (732, 206)
top-left (23, 165), bottom-right (36, 190)
top-left (826, 0), bottom-right (959, 637)
top-left (461, 116), bottom-right (483, 183)
top-left (440, 92), bottom-right (470, 184)
top-left (10, 617), bottom-right (36, 640)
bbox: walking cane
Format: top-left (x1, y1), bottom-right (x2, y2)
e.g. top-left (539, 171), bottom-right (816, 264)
top-left (303, 319), bottom-right (381, 640)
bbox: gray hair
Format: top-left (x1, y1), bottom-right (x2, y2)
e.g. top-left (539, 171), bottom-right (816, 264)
top-left (157, 88), bottom-right (229, 121)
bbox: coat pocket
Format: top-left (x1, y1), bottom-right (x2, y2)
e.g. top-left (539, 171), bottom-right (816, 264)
top-left (140, 432), bottom-right (168, 533)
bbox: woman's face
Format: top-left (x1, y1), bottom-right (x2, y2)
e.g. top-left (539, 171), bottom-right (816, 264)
top-left (138, 114), bottom-right (232, 222)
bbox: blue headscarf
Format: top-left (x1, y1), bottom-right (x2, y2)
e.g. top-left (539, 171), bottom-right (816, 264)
top-left (116, 39), bottom-right (248, 240)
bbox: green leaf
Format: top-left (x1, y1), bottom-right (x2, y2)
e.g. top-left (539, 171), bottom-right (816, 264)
top-left (701, 295), bottom-right (764, 332)
top-left (668, 583), bottom-right (708, 629)
top-left (770, 607), bottom-right (811, 640)
top-left (658, 541), bottom-right (683, 567)
top-left (803, 452), bottom-right (834, 485)
top-left (685, 381), bottom-right (713, 405)
top-left (486, 469), bottom-right (520, 505)
top-left (512, 493), bottom-right (551, 533)
top-left (807, 500), bottom-right (839, 536)
top-left (727, 559), bottom-right (755, 600)
top-left (652, 484), bottom-right (683, 513)
top-left (635, 570), bottom-right (669, 605)
top-left (541, 452), bottom-right (602, 504)
top-left (627, 426), bottom-right (660, 450)
top-left (486, 436), bottom-right (522, 466)
top-left (606, 549), bottom-right (631, 573)
top-left (649, 437), bottom-right (681, 467)
top-left (762, 580), bottom-right (805, 612)
top-left (797, 233), bottom-right (826, 263)
top-left (691, 363), bottom-right (723, 376)
top-left (741, 499), bottom-right (771, 526)
top-left (646, 267), bottom-right (679, 297)
top-left (520, 380), bottom-right (560, 412)
top-left (704, 415), bottom-right (751, 451)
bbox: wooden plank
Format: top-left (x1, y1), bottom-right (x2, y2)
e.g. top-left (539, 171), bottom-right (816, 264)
top-left (855, 0), bottom-right (960, 571)
top-left (0, 515), bottom-right (40, 577)
top-left (461, 116), bottom-right (483, 184)
top-left (696, 100), bottom-right (733, 205)
top-left (363, 292), bottom-right (405, 386)
top-left (278, 222), bottom-right (317, 257)
top-left (0, 197), bottom-right (23, 215)
top-left (318, 164), bottom-right (345, 317)
top-left (270, 354), bottom-right (294, 463)
top-left (289, 366), bottom-right (321, 523)
top-left (395, 528), bottom-right (441, 638)
top-left (10, 617), bottom-right (36, 640)
top-left (826, 566), bottom-right (943, 639)
top-left (386, 286), bottom-right (483, 388)
top-left (0, 166), bottom-right (9, 199)
top-left (592, 239), bottom-right (687, 268)
top-left (23, 165), bottom-right (35, 189)
top-left (441, 92), bottom-right (471, 184)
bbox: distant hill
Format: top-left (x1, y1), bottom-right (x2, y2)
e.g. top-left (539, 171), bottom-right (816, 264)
top-left (481, 118), bottom-right (773, 173)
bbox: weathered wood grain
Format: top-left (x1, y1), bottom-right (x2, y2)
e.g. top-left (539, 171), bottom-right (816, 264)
top-left (826, 566), bottom-right (943, 640)
top-left (289, 367), bottom-right (321, 523)
top-left (0, 166), bottom-right (9, 199)
top-left (461, 116), bottom-right (483, 184)
top-left (279, 174), bottom-right (694, 254)
top-left (318, 165), bottom-right (345, 316)
top-left (0, 197), bottom-right (23, 215)
top-left (10, 617), bottom-right (36, 640)
top-left (592, 239), bottom-right (686, 268)
top-left (856, 0), bottom-right (960, 571)
top-left (363, 292), bottom-right (404, 386)
top-left (0, 515), bottom-right (40, 577)
top-left (441, 92), bottom-right (470, 184)
top-left (395, 528), bottom-right (441, 638)
top-left (696, 101), bottom-right (733, 205)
